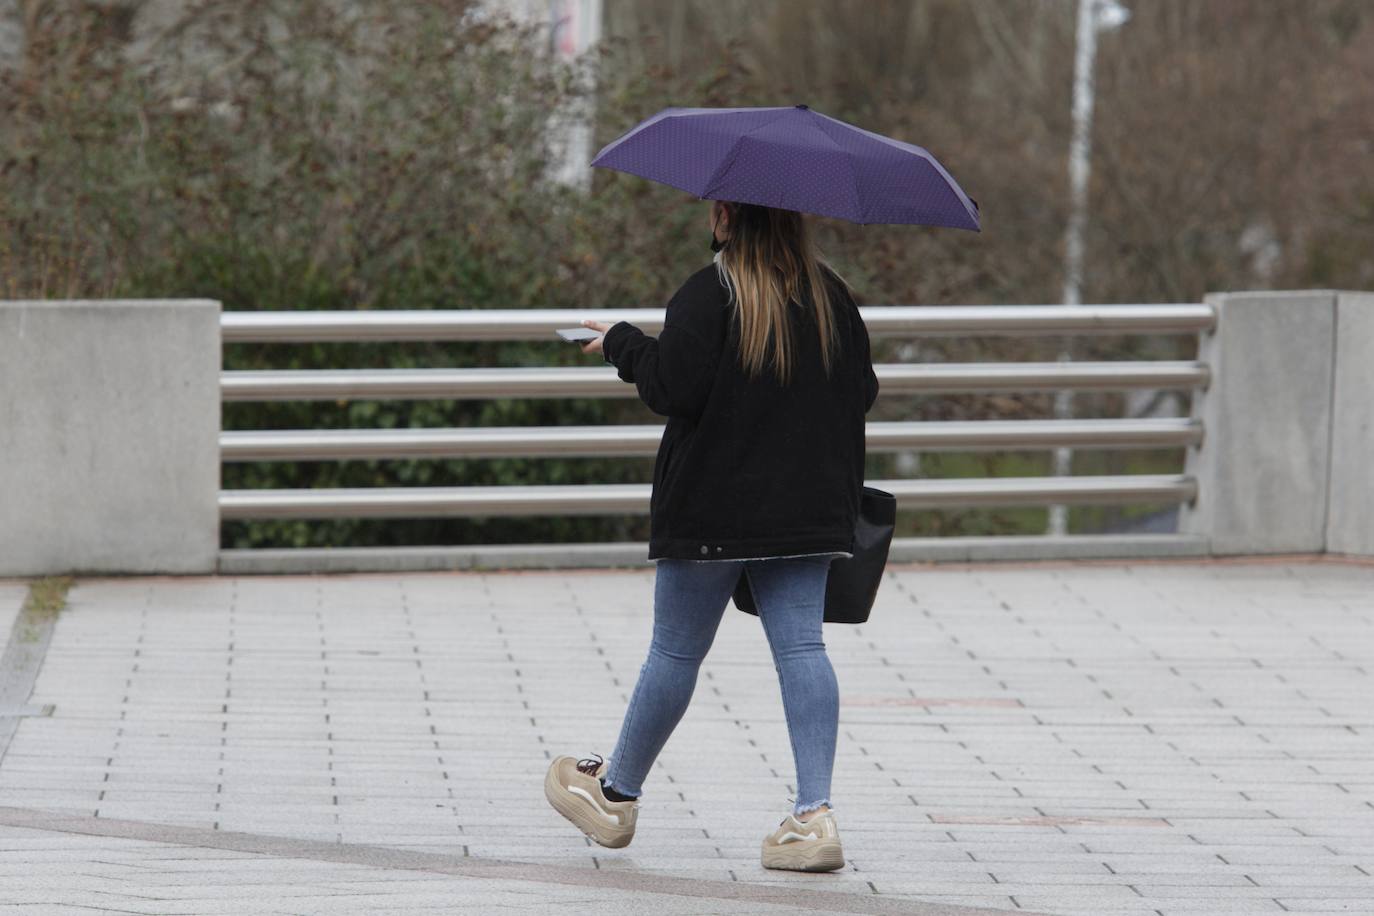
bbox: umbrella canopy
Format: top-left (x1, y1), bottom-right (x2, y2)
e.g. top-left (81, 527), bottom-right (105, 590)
top-left (590, 104), bottom-right (980, 232)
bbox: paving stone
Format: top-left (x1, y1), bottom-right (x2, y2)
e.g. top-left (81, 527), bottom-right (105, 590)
top-left (0, 561), bottom-right (1368, 914)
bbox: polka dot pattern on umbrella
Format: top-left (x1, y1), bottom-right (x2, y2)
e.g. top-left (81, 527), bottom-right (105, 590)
top-left (590, 105), bottom-right (980, 231)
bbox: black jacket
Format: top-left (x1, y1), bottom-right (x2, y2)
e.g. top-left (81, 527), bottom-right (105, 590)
top-left (602, 262), bottom-right (879, 561)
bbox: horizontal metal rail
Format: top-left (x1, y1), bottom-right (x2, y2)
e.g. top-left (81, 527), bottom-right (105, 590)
top-left (221, 418), bottom-right (1203, 462)
top-left (219, 474), bottom-right (1197, 520)
top-left (222, 304), bottom-right (1215, 343)
top-left (218, 305), bottom-right (1213, 546)
top-left (222, 361), bottom-right (1209, 402)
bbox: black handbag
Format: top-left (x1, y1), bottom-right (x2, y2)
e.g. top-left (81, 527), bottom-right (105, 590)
top-left (731, 486), bottom-right (896, 625)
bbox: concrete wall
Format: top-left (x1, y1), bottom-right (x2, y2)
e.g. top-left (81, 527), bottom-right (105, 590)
top-left (1179, 290), bottom-right (1372, 556)
top-left (1326, 292), bottom-right (1374, 556)
top-left (0, 300), bottom-right (221, 575)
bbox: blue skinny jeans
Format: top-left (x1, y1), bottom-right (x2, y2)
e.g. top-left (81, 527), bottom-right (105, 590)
top-left (601, 554), bottom-right (840, 817)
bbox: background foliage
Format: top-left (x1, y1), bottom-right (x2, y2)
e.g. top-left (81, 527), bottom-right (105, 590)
top-left (2, 0), bottom-right (1370, 546)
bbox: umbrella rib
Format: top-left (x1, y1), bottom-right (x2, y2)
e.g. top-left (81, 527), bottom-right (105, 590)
top-left (798, 116), bottom-right (869, 223)
top-left (811, 111), bottom-right (979, 229)
top-left (699, 109), bottom-right (795, 199)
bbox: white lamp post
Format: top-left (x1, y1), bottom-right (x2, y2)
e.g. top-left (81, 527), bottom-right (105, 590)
top-left (480, 0), bottom-right (603, 191)
top-left (1049, 0), bottom-right (1132, 536)
top-left (547, 0), bottom-right (603, 191)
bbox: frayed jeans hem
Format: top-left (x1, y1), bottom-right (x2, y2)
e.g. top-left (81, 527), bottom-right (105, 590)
top-left (794, 798), bottom-right (831, 816)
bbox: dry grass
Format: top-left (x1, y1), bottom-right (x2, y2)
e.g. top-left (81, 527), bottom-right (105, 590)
top-left (22, 576), bottom-right (72, 623)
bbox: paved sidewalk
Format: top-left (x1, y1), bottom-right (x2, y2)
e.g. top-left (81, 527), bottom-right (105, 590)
top-left (0, 558), bottom-right (1371, 915)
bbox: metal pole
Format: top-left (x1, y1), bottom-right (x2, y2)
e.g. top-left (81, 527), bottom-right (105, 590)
top-left (1051, 0), bottom-right (1130, 535)
top-left (547, 0), bottom-right (603, 191)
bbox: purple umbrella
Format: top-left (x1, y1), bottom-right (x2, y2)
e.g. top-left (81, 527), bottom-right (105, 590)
top-left (590, 104), bottom-right (980, 232)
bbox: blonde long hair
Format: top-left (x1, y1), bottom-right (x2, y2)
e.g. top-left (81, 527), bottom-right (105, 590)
top-left (712, 202), bottom-right (849, 386)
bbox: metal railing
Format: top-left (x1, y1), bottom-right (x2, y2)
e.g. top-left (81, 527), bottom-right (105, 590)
top-left (221, 362), bottom-right (1209, 402)
top-left (221, 418), bottom-right (1202, 462)
top-left (220, 476), bottom-right (1198, 520)
top-left (222, 304), bottom-right (1216, 342)
top-left (220, 304), bottom-right (1213, 529)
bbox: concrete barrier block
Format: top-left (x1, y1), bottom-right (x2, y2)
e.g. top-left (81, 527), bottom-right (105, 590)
top-left (1179, 291), bottom-right (1336, 554)
top-left (0, 300), bottom-right (221, 575)
top-left (1326, 292), bottom-right (1374, 556)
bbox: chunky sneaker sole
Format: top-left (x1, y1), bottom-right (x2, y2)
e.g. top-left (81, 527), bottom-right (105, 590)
top-left (544, 754), bottom-right (638, 849)
top-left (761, 810), bottom-right (845, 872)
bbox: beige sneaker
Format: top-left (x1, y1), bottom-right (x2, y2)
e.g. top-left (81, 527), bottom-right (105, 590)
top-left (544, 754), bottom-right (639, 848)
top-left (761, 808), bottom-right (845, 872)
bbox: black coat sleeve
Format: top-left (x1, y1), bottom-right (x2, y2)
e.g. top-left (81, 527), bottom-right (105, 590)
top-left (601, 274), bottom-right (724, 420)
top-left (856, 307), bottom-right (879, 414)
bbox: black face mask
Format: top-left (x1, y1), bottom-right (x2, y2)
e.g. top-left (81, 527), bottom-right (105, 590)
top-left (710, 208), bottom-right (729, 252)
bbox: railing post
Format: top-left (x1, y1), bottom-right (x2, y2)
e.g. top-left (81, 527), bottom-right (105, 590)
top-left (1326, 291), bottom-right (1374, 556)
top-left (1180, 290), bottom-right (1340, 555)
top-left (0, 300), bottom-right (222, 575)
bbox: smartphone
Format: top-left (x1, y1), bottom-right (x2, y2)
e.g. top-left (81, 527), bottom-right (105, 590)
top-left (556, 327), bottom-right (602, 342)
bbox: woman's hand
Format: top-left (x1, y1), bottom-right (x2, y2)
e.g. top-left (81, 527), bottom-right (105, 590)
top-left (580, 319), bottom-right (613, 356)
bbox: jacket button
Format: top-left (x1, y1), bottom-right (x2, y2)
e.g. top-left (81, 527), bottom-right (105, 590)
top-left (700, 545), bottom-right (708, 555)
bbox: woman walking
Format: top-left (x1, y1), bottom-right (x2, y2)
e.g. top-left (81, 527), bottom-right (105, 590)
top-left (543, 199), bottom-right (879, 872)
